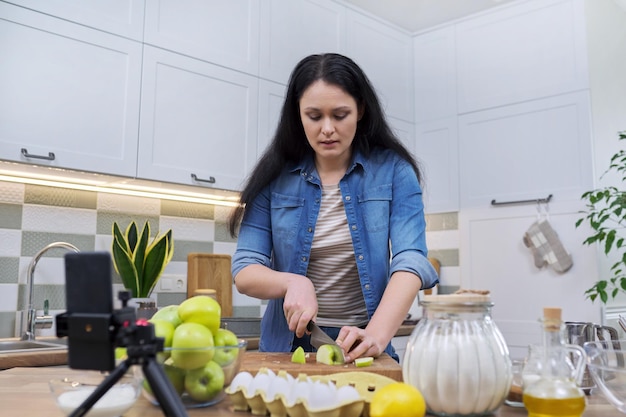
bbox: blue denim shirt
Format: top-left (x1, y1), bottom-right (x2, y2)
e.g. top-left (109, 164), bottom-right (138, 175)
top-left (232, 148), bottom-right (438, 353)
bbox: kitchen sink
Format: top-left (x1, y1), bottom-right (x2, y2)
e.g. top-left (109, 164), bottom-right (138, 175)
top-left (0, 339), bottom-right (67, 353)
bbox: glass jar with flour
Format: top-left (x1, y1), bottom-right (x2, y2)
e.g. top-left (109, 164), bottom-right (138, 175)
top-left (402, 291), bottom-right (512, 416)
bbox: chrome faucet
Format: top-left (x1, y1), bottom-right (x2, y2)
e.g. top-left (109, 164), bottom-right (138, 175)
top-left (18, 242), bottom-right (79, 341)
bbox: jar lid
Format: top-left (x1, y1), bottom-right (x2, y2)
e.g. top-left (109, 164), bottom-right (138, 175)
top-left (422, 289), bottom-right (491, 304)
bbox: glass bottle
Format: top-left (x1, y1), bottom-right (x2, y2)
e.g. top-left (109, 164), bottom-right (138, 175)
top-left (523, 307), bottom-right (587, 417)
top-left (402, 292), bottom-right (512, 416)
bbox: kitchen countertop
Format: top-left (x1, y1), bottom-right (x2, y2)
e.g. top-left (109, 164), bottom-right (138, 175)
top-left (0, 363), bottom-right (622, 417)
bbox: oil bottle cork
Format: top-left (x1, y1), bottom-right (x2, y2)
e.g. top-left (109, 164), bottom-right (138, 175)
top-left (543, 307), bottom-right (562, 331)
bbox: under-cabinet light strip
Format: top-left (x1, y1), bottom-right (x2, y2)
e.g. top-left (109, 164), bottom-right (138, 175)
top-left (0, 174), bottom-right (241, 207)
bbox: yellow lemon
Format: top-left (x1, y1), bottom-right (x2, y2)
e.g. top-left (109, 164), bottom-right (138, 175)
top-left (369, 382), bottom-right (426, 417)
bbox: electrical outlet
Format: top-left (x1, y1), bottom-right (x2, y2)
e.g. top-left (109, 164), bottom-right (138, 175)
top-left (158, 274), bottom-right (187, 293)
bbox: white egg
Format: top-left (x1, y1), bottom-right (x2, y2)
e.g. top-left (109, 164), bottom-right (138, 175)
top-left (285, 376), bottom-right (312, 407)
top-left (265, 372), bottom-right (292, 401)
top-left (307, 380), bottom-right (340, 411)
top-left (336, 385), bottom-right (361, 403)
top-left (228, 371), bottom-right (253, 394)
top-left (248, 369), bottom-right (276, 396)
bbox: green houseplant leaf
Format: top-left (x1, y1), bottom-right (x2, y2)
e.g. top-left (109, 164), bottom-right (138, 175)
top-left (111, 220), bottom-right (173, 298)
top-left (577, 131), bottom-right (626, 303)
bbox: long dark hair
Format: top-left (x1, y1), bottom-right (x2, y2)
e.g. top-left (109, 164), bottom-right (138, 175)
top-left (228, 53), bottom-right (421, 237)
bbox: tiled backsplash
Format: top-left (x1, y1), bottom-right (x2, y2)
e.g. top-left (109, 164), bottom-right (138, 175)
top-left (0, 180), bottom-right (460, 339)
top-left (0, 181), bottom-right (260, 339)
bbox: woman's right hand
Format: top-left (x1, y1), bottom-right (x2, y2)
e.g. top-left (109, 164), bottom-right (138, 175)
top-left (283, 274), bottom-right (318, 338)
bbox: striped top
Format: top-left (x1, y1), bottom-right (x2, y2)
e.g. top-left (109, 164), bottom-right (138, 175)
top-left (307, 184), bottom-right (368, 327)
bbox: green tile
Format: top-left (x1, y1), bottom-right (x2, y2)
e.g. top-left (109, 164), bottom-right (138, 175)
top-left (438, 285), bottom-right (461, 295)
top-left (96, 213), bottom-right (161, 235)
top-left (428, 249), bottom-right (459, 267)
top-left (156, 292), bottom-right (187, 307)
top-left (0, 312), bottom-right (16, 338)
top-left (214, 221), bottom-right (237, 243)
top-left (21, 231), bottom-right (95, 256)
top-left (171, 240), bottom-right (213, 262)
top-left (232, 306), bottom-right (261, 318)
top-left (17, 284), bottom-right (66, 310)
top-left (0, 257), bottom-right (19, 283)
top-left (426, 212), bottom-right (458, 231)
top-left (0, 203), bottom-right (22, 229)
top-left (24, 184), bottom-right (97, 209)
top-left (161, 200), bottom-right (214, 219)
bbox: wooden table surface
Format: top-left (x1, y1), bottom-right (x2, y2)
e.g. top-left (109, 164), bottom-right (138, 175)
top-left (0, 363), bottom-right (622, 417)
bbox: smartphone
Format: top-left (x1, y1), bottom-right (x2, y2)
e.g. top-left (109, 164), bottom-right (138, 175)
top-left (64, 252), bottom-right (115, 371)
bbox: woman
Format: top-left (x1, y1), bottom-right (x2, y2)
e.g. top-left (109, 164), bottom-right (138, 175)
top-left (228, 53), bottom-right (438, 362)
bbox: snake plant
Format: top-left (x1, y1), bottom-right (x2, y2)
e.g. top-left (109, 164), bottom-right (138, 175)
top-left (111, 221), bottom-right (174, 298)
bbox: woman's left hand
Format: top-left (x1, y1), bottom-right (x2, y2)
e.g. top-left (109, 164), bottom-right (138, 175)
top-left (335, 326), bottom-right (385, 363)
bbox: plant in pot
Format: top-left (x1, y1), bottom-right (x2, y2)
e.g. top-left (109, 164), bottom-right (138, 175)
top-left (576, 131), bottom-right (626, 303)
top-left (111, 221), bottom-right (174, 315)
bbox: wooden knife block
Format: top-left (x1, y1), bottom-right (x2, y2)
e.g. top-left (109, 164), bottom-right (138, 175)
top-left (187, 253), bottom-right (233, 317)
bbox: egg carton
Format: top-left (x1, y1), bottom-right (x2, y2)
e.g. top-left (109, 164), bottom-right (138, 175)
top-left (225, 368), bottom-right (396, 417)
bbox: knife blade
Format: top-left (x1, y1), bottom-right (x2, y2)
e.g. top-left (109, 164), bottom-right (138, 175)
top-left (307, 320), bottom-right (345, 363)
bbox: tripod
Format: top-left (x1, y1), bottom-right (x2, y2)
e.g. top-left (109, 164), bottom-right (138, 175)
top-left (68, 322), bottom-right (188, 417)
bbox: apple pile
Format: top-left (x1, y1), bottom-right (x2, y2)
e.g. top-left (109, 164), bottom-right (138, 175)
top-left (145, 295), bottom-right (241, 404)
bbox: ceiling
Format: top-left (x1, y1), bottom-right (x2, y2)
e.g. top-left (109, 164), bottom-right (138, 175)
top-left (343, 0), bottom-right (520, 32)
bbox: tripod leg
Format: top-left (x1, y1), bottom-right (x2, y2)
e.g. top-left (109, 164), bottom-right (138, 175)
top-left (143, 358), bottom-right (188, 417)
top-left (69, 360), bottom-right (130, 417)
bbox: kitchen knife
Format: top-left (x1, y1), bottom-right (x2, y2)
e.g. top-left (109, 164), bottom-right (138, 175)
top-left (307, 320), bottom-right (346, 363)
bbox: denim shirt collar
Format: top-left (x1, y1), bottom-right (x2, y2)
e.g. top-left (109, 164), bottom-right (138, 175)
top-left (288, 150), bottom-right (368, 180)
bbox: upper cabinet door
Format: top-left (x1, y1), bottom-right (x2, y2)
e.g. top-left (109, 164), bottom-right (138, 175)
top-left (138, 46), bottom-right (258, 192)
top-left (456, 0), bottom-right (588, 113)
top-left (144, 0), bottom-right (260, 75)
top-left (414, 26), bottom-right (456, 124)
top-left (346, 11), bottom-right (414, 123)
top-left (458, 91), bottom-right (593, 208)
top-left (4, 0), bottom-right (145, 40)
top-left (257, 79), bottom-right (286, 158)
top-left (259, 0), bottom-right (346, 84)
top-left (0, 3), bottom-right (142, 177)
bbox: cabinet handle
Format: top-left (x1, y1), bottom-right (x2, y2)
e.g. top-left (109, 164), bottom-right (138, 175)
top-left (21, 148), bottom-right (55, 161)
top-left (191, 173), bottom-right (216, 184)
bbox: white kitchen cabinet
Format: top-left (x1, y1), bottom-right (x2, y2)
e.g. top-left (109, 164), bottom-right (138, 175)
top-left (137, 46), bottom-right (258, 191)
top-left (413, 26), bottom-right (456, 124)
top-left (144, 0), bottom-right (260, 75)
top-left (455, 0), bottom-right (588, 114)
top-left (0, 2), bottom-right (142, 177)
top-left (415, 117), bottom-right (459, 214)
top-left (458, 91), bottom-right (593, 208)
top-left (345, 10), bottom-right (414, 123)
top-left (259, 0), bottom-right (346, 84)
top-left (257, 80), bottom-right (286, 158)
top-left (3, 0), bottom-right (145, 40)
top-left (388, 117), bottom-right (415, 157)
top-left (392, 335), bottom-right (409, 364)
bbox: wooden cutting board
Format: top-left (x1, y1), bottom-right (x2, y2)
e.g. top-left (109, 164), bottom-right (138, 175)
top-left (239, 352), bottom-right (402, 381)
top-left (187, 253), bottom-right (233, 316)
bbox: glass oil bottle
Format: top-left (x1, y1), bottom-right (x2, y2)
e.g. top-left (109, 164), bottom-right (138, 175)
top-left (523, 307), bottom-right (586, 417)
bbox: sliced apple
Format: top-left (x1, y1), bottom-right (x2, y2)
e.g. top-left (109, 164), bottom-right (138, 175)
top-left (354, 357), bottom-right (374, 367)
top-left (291, 346), bottom-right (306, 364)
top-left (315, 344), bottom-right (345, 365)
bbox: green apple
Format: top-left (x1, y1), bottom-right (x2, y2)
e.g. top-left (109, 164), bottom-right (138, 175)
top-left (212, 328), bottom-right (240, 367)
top-left (171, 322), bottom-right (215, 370)
top-left (151, 305), bottom-right (183, 328)
top-left (315, 344), bottom-right (345, 365)
top-left (184, 360), bottom-right (225, 402)
top-left (150, 319), bottom-right (175, 347)
top-left (291, 346), bottom-right (306, 364)
top-left (178, 296), bottom-right (221, 335)
top-left (143, 363), bottom-right (186, 397)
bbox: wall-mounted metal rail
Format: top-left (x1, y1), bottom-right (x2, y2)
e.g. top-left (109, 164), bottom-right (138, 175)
top-left (491, 194), bottom-right (553, 207)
